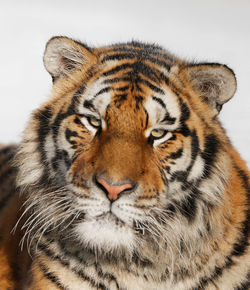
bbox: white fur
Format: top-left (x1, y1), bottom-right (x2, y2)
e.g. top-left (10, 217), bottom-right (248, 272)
top-left (44, 133), bottom-right (56, 161)
top-left (153, 132), bottom-right (173, 147)
top-left (76, 77), bottom-right (112, 132)
top-left (17, 142), bottom-right (44, 187)
top-left (44, 38), bottom-right (87, 77)
top-left (71, 184), bottom-right (146, 251)
top-left (144, 90), bottom-right (180, 131)
top-left (78, 77), bottom-right (112, 116)
top-left (165, 144), bottom-right (191, 176)
top-left (144, 91), bottom-right (180, 146)
top-left (187, 155), bottom-right (204, 181)
top-left (74, 214), bottom-right (136, 251)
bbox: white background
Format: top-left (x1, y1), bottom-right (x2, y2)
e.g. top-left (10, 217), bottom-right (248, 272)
top-left (0, 0), bottom-right (249, 166)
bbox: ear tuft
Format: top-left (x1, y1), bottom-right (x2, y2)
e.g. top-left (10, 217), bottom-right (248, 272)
top-left (43, 36), bottom-right (96, 79)
top-left (182, 63), bottom-right (236, 115)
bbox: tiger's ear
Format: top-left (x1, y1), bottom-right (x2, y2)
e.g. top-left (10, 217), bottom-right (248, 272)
top-left (43, 36), bottom-right (97, 80)
top-left (181, 63), bottom-right (236, 115)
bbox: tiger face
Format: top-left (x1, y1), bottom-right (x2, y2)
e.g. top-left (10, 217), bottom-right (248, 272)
top-left (17, 37), bottom-right (236, 257)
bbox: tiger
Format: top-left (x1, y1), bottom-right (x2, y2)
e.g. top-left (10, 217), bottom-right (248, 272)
top-left (0, 36), bottom-right (249, 290)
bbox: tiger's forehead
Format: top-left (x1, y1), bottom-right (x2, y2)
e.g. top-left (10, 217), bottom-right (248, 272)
top-left (76, 74), bottom-right (181, 131)
top-left (75, 43), bottom-right (184, 128)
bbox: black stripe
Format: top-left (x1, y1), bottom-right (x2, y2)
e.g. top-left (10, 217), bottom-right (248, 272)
top-left (39, 262), bottom-right (67, 290)
top-left (65, 129), bottom-right (79, 145)
top-left (186, 130), bottom-right (200, 174)
top-left (52, 94), bottom-right (79, 142)
top-left (192, 204), bottom-right (249, 289)
top-left (131, 62), bottom-right (161, 82)
top-left (52, 150), bottom-right (71, 171)
top-left (146, 56), bottom-right (171, 71)
top-left (103, 63), bottom-right (133, 76)
top-left (38, 243), bottom-right (108, 290)
top-left (38, 243), bottom-right (69, 267)
top-left (152, 96), bottom-right (176, 124)
top-left (138, 78), bottom-right (164, 94)
top-left (38, 94), bottom-right (79, 186)
top-left (94, 262), bottom-right (120, 289)
top-left (231, 165), bottom-right (250, 258)
top-left (164, 203), bottom-right (176, 218)
top-left (168, 148), bottom-right (183, 160)
top-left (161, 112), bottom-right (176, 125)
top-left (160, 168), bottom-right (168, 186)
top-left (94, 87), bottom-right (111, 98)
top-left (234, 164), bottom-right (250, 195)
top-left (103, 61), bottom-right (164, 85)
top-left (134, 95), bottom-right (144, 109)
top-left (200, 134), bottom-right (219, 179)
top-left (175, 98), bottom-right (191, 136)
top-left (35, 106), bottom-right (53, 141)
top-left (115, 85), bottom-right (129, 92)
top-left (190, 257), bottom-right (234, 290)
top-left (152, 96), bottom-right (166, 108)
top-left (145, 110), bottom-right (149, 129)
top-left (178, 188), bottom-right (200, 222)
top-left (104, 77), bottom-right (131, 84)
top-left (105, 45), bottom-right (175, 62)
top-left (170, 130), bottom-right (199, 182)
top-left (101, 53), bottom-right (136, 62)
top-left (231, 217), bottom-right (249, 257)
top-left (114, 93), bottom-right (127, 103)
top-left (179, 99), bottom-right (190, 124)
top-left (83, 100), bottom-right (96, 112)
top-left (34, 105), bottom-right (53, 184)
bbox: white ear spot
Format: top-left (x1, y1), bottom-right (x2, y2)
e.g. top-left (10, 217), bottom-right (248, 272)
top-left (43, 36), bottom-right (96, 78)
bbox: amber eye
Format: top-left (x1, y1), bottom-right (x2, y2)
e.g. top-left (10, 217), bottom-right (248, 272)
top-left (87, 116), bottom-right (102, 128)
top-left (150, 128), bottom-right (167, 139)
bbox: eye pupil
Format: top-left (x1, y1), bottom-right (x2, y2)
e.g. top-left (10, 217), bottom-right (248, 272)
top-left (88, 116), bottom-right (101, 128)
top-left (151, 129), bottom-right (166, 139)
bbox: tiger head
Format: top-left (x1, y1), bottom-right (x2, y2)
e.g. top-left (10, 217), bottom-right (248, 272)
top-left (17, 37), bottom-right (236, 257)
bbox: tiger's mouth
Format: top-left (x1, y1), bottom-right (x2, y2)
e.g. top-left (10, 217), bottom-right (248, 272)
top-left (93, 211), bottom-right (126, 226)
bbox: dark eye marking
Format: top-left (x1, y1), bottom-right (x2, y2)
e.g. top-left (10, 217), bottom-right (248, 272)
top-left (94, 87), bottom-right (111, 98)
top-left (161, 113), bottom-right (176, 125)
top-left (152, 96), bottom-right (176, 125)
top-left (74, 117), bottom-right (82, 125)
top-left (152, 96), bottom-right (166, 108)
top-left (83, 100), bottom-right (97, 112)
top-left (65, 129), bottom-right (79, 145)
top-left (168, 148), bottom-right (183, 160)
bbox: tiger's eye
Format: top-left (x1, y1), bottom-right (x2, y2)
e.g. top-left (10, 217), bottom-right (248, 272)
top-left (88, 116), bottom-right (101, 128)
top-left (151, 129), bottom-right (167, 139)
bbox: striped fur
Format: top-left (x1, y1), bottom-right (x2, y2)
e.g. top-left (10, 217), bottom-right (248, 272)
top-left (0, 37), bottom-right (249, 289)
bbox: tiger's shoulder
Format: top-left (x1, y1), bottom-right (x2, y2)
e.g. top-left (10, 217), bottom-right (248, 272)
top-left (0, 145), bottom-right (30, 290)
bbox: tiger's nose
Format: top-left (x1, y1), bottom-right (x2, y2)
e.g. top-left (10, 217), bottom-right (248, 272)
top-left (96, 178), bottom-right (134, 201)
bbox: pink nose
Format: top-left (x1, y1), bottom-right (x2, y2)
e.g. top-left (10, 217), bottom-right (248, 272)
top-left (97, 178), bottom-right (133, 201)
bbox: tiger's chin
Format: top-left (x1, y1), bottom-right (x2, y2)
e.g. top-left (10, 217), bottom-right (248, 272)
top-left (74, 213), bottom-right (137, 253)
